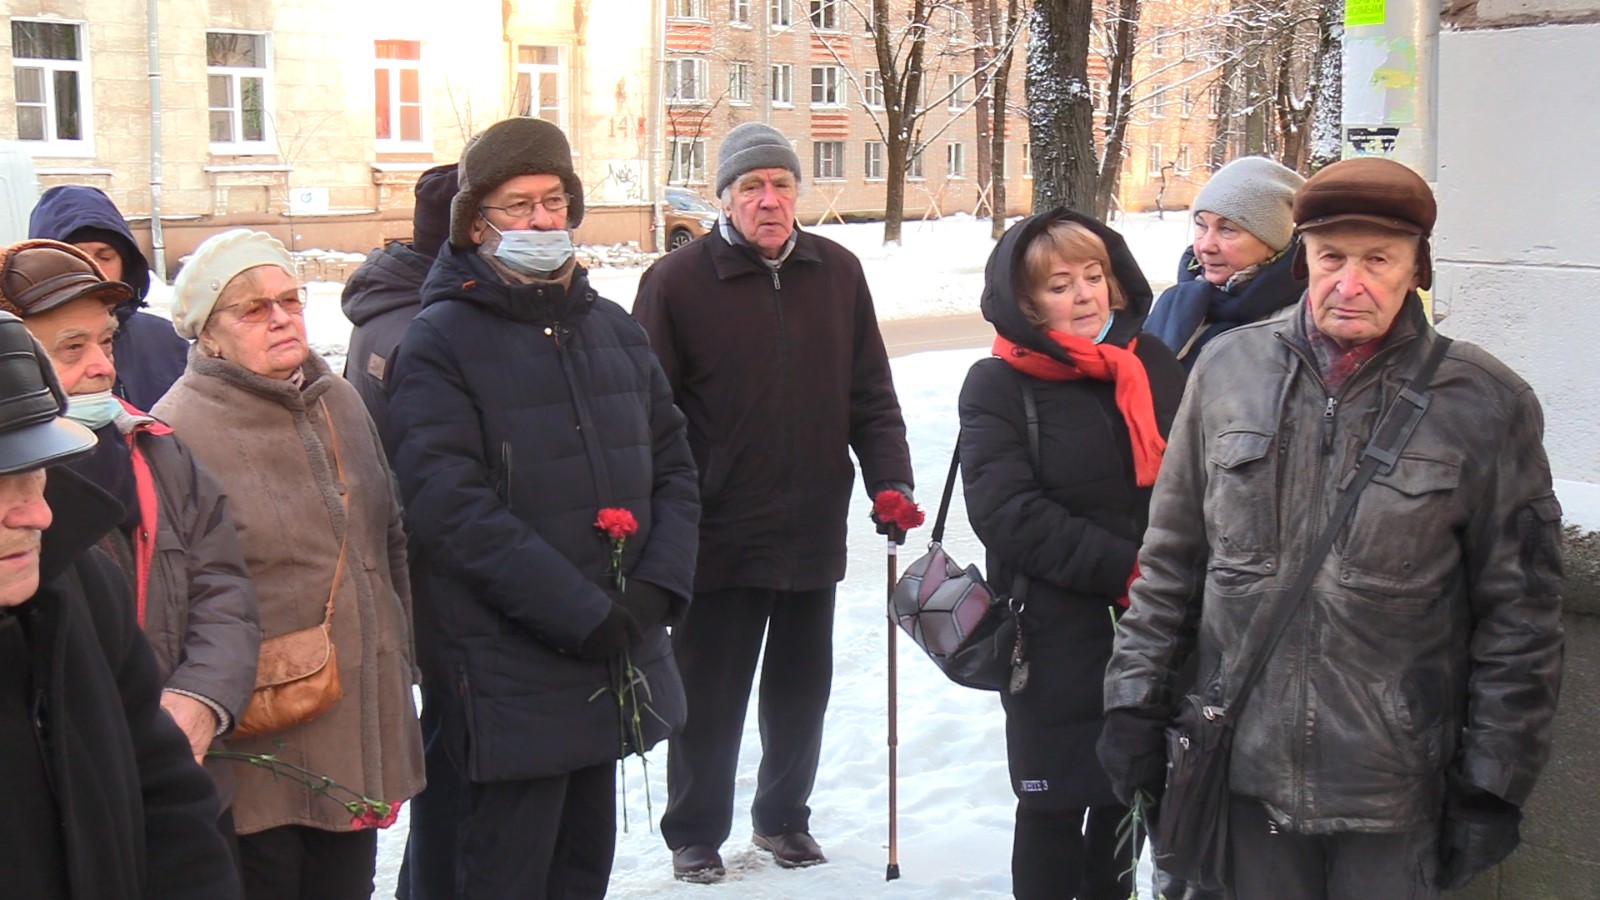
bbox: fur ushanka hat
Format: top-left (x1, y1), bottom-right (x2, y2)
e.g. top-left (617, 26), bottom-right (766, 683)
top-left (449, 117), bottom-right (585, 249)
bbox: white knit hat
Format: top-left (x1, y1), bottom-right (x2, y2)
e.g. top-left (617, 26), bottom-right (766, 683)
top-left (1192, 157), bottom-right (1306, 253)
top-left (169, 230), bottom-right (296, 339)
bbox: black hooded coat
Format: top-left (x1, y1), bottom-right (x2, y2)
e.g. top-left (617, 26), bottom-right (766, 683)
top-left (28, 186), bottom-right (190, 410)
top-left (340, 241), bottom-right (430, 430)
top-left (958, 209), bottom-right (1185, 810)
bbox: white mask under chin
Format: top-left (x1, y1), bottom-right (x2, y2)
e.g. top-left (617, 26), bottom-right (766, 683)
top-left (479, 222), bottom-right (574, 276)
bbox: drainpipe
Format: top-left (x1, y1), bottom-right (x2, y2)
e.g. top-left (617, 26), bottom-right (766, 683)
top-left (649, 0), bottom-right (666, 252)
top-left (146, 0), bottom-right (167, 280)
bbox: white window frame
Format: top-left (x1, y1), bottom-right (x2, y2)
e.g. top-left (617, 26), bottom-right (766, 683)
top-left (946, 141), bottom-right (965, 179)
top-left (770, 63), bottom-right (794, 106)
top-left (813, 139), bottom-right (845, 180)
top-left (1150, 87), bottom-right (1165, 119)
top-left (10, 18), bottom-right (93, 157)
top-left (374, 39), bottom-right (427, 150)
top-left (1022, 142), bottom-right (1032, 178)
top-left (1148, 144), bottom-right (1164, 176)
top-left (206, 30), bottom-right (272, 154)
top-left (1151, 32), bottom-right (1165, 57)
top-left (731, 0), bottom-right (752, 24)
top-left (667, 57), bottom-right (710, 103)
top-left (809, 0), bottom-right (840, 30)
top-left (1180, 87), bottom-right (1193, 118)
top-left (669, 137), bottom-right (708, 184)
top-left (1177, 144), bottom-right (1192, 173)
top-left (729, 61), bottom-right (752, 104)
top-left (863, 70), bottom-right (884, 108)
top-left (946, 73), bottom-right (967, 111)
top-left (769, 0), bottom-right (792, 27)
top-left (668, 0), bottom-right (708, 19)
top-left (515, 45), bottom-right (565, 130)
top-left (908, 142), bottom-right (925, 180)
top-left (864, 140), bottom-right (884, 180)
top-left (810, 65), bottom-right (845, 107)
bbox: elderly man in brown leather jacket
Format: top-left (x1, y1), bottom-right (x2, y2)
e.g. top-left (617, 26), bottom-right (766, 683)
top-left (1099, 158), bottom-right (1564, 899)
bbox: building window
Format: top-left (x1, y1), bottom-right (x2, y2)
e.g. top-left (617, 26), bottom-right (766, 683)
top-left (515, 45), bottom-right (563, 128)
top-left (770, 0), bottom-right (791, 27)
top-left (667, 58), bottom-right (709, 102)
top-left (374, 39), bottom-right (424, 147)
top-left (1148, 144), bottom-right (1164, 176)
top-left (669, 0), bottom-right (707, 18)
top-left (810, 66), bottom-right (844, 107)
top-left (1150, 87), bottom-right (1165, 118)
top-left (946, 73), bottom-right (968, 111)
top-left (732, 0), bottom-right (751, 23)
top-left (1022, 142), bottom-right (1032, 178)
top-left (864, 140), bottom-right (884, 179)
top-left (729, 62), bottom-right (752, 104)
top-left (669, 137), bottom-right (707, 184)
top-left (1151, 32), bottom-right (1165, 57)
top-left (813, 140), bottom-right (844, 179)
top-left (946, 141), bottom-right (965, 178)
top-left (863, 70), bottom-right (884, 108)
top-left (11, 19), bottom-right (89, 151)
top-left (1180, 87), bottom-right (1193, 118)
top-left (1210, 86), bottom-right (1223, 119)
top-left (809, 0), bottom-right (840, 30)
top-left (908, 142), bottom-right (925, 179)
top-left (771, 64), bottom-right (794, 105)
top-left (206, 31), bottom-right (270, 151)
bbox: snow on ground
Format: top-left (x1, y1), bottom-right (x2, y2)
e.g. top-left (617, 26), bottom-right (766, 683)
top-left (371, 346), bottom-right (1160, 899)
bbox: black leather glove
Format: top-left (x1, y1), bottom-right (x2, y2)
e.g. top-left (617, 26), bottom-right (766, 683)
top-left (575, 604), bottom-right (641, 661)
top-left (870, 482), bottom-right (917, 545)
top-left (1097, 707), bottom-right (1170, 807)
top-left (1438, 779), bottom-right (1522, 890)
top-left (606, 581), bottom-right (674, 631)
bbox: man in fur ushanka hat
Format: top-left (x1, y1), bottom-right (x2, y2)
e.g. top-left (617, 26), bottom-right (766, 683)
top-left (384, 117), bottom-right (700, 896)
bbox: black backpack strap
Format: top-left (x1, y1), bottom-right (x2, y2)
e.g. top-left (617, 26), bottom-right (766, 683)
top-left (930, 445), bottom-right (960, 545)
top-left (1225, 336), bottom-right (1453, 715)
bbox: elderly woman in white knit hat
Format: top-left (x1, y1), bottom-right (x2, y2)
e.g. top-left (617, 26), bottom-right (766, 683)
top-left (153, 229), bottom-right (423, 900)
top-left (1143, 156), bottom-right (1307, 370)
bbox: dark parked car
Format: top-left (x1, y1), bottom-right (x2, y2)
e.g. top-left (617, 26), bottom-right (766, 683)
top-left (664, 187), bottom-right (718, 251)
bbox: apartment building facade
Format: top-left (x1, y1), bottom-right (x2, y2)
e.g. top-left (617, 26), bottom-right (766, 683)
top-left (2, 0), bottom-right (656, 266)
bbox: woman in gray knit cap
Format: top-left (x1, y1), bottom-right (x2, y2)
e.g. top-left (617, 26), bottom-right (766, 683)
top-left (1143, 156), bottom-right (1307, 370)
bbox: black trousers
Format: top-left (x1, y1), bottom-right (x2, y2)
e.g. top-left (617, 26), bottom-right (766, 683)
top-left (238, 824), bottom-right (378, 900)
top-left (458, 761), bottom-right (616, 900)
top-left (1226, 795), bottom-right (1440, 900)
top-left (1011, 804), bottom-right (1134, 900)
top-left (661, 586), bottom-right (835, 849)
top-left (397, 680), bottom-right (466, 900)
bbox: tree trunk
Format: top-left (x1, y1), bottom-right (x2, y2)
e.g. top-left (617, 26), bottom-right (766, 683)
top-left (972, 0), bottom-right (994, 218)
top-left (1093, 0), bottom-right (1139, 218)
top-left (1307, 0), bottom-right (1343, 172)
top-left (874, 0), bottom-right (930, 245)
top-left (990, 0), bottom-right (1020, 238)
top-left (1028, 0), bottom-right (1097, 213)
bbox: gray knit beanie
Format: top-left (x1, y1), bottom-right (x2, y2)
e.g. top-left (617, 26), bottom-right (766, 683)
top-left (1192, 156), bottom-right (1305, 252)
top-left (449, 117), bottom-right (585, 249)
top-left (716, 123), bottom-right (802, 196)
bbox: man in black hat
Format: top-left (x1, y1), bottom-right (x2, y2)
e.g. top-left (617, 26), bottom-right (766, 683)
top-left (1100, 157), bottom-right (1564, 897)
top-left (0, 310), bottom-right (241, 899)
top-left (384, 117), bottom-right (699, 897)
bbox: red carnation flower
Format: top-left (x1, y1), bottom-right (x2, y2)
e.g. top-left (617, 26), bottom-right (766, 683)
top-left (595, 508), bottom-right (639, 540)
top-left (872, 490), bottom-right (925, 532)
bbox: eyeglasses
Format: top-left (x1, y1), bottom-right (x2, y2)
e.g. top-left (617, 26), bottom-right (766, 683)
top-left (481, 194), bottom-right (572, 219)
top-left (216, 287), bottom-right (308, 324)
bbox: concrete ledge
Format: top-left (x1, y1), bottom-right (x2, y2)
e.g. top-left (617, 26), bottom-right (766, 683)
top-left (1563, 526), bottom-right (1600, 616)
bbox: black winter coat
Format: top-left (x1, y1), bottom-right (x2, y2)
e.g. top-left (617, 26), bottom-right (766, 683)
top-left (0, 468), bottom-right (238, 900)
top-left (959, 210), bottom-right (1185, 810)
top-left (1142, 243), bottom-right (1304, 371)
top-left (632, 226), bottom-right (912, 593)
top-left (340, 242), bottom-right (429, 432)
top-left (385, 249), bottom-right (700, 781)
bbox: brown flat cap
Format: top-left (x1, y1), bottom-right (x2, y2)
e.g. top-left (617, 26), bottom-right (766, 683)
top-left (1292, 158), bottom-right (1436, 290)
top-left (1293, 157), bottom-right (1436, 236)
top-left (0, 239), bottom-right (133, 318)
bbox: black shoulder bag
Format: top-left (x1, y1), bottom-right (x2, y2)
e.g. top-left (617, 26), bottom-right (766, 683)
top-left (1152, 336), bottom-right (1453, 890)
top-left (890, 377), bottom-right (1039, 693)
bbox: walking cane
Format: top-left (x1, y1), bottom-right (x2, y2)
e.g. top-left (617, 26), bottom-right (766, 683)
top-left (886, 533), bottom-right (901, 882)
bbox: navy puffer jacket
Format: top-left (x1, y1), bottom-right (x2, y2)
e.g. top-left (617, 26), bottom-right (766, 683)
top-left (385, 248), bottom-right (699, 781)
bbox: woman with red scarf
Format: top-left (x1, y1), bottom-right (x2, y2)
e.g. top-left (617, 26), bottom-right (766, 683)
top-left (958, 209), bottom-right (1185, 899)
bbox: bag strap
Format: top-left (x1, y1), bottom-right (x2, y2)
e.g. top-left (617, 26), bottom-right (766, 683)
top-left (932, 369), bottom-right (1043, 546)
top-left (319, 399), bottom-right (350, 628)
top-left (1225, 335), bottom-right (1453, 715)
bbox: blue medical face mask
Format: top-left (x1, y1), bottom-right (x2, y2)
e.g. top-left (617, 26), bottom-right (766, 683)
top-left (483, 221), bottom-right (574, 276)
top-left (64, 389), bottom-right (119, 431)
top-left (1093, 311), bottom-right (1116, 344)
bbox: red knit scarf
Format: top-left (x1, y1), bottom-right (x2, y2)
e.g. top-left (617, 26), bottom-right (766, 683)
top-left (993, 331), bottom-right (1166, 487)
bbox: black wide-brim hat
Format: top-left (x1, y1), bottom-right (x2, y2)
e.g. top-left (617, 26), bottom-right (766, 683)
top-left (0, 310), bottom-right (96, 475)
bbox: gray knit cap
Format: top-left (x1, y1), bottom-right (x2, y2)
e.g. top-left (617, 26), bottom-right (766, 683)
top-left (716, 123), bottom-right (802, 196)
top-left (1192, 156), bottom-right (1305, 252)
